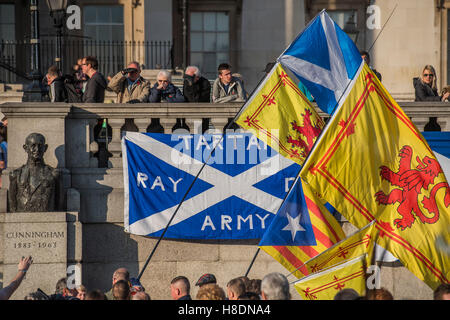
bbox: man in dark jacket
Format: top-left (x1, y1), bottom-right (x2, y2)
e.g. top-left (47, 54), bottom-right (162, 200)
top-left (183, 66), bottom-right (211, 102)
top-left (46, 65), bottom-right (67, 102)
top-left (81, 56), bottom-right (107, 103)
top-left (148, 70), bottom-right (185, 103)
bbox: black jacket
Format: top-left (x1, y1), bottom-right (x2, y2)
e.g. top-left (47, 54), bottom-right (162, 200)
top-left (63, 74), bottom-right (83, 103)
top-left (148, 83), bottom-right (185, 103)
top-left (83, 72), bottom-right (107, 103)
top-left (183, 75), bottom-right (211, 102)
top-left (49, 76), bottom-right (68, 102)
top-left (413, 77), bottom-right (441, 101)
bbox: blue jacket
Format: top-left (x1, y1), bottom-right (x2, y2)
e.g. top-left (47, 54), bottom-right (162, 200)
top-left (148, 83), bottom-right (185, 103)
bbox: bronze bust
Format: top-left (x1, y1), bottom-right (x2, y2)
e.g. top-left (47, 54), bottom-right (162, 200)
top-left (8, 133), bottom-right (61, 212)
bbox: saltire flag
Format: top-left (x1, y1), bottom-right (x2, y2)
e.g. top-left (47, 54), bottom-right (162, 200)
top-left (235, 62), bottom-right (325, 165)
top-left (293, 254), bottom-right (368, 300)
top-left (294, 221), bottom-right (377, 277)
top-left (259, 178), bottom-right (345, 279)
top-left (279, 10), bottom-right (362, 115)
top-left (122, 132), bottom-right (301, 239)
top-left (300, 59), bottom-right (450, 290)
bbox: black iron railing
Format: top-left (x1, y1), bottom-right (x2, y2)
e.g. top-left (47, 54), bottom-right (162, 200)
top-left (0, 39), bottom-right (173, 83)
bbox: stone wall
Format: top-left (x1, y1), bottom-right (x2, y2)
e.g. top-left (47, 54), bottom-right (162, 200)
top-left (0, 102), bottom-right (447, 300)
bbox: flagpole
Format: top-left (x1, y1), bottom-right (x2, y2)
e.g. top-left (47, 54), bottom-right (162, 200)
top-left (244, 248), bottom-right (260, 277)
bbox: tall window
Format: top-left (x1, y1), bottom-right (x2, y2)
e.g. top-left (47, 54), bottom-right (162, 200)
top-left (83, 5), bottom-right (124, 41)
top-left (0, 4), bottom-right (15, 41)
top-left (190, 11), bottom-right (229, 79)
top-left (82, 5), bottom-right (124, 75)
top-left (328, 10), bottom-right (357, 30)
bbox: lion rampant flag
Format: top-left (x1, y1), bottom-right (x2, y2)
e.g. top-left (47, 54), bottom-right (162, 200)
top-left (235, 62), bottom-right (325, 165)
top-left (235, 62), bottom-right (344, 276)
top-left (300, 63), bottom-right (450, 289)
top-left (295, 221), bottom-right (377, 277)
top-left (293, 254), bottom-right (368, 300)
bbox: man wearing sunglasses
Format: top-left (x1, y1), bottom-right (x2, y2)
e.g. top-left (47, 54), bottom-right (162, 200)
top-left (108, 61), bottom-right (150, 103)
top-left (81, 56), bottom-right (107, 103)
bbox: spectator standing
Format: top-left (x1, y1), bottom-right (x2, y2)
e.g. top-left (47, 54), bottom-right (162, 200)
top-left (361, 50), bottom-right (382, 81)
top-left (0, 256), bottom-right (33, 300)
top-left (76, 285), bottom-right (87, 300)
top-left (113, 280), bottom-right (131, 300)
top-left (81, 56), bottom-right (107, 103)
top-left (183, 66), bottom-right (211, 102)
top-left (54, 277), bottom-right (78, 298)
top-left (414, 65), bottom-right (449, 102)
top-left (433, 283), bottom-right (450, 300)
top-left (105, 267), bottom-right (130, 300)
top-left (260, 272), bottom-right (291, 300)
top-left (195, 273), bottom-right (217, 288)
top-left (46, 65), bottom-right (67, 102)
top-left (170, 276), bottom-right (192, 300)
top-left (365, 288), bottom-right (394, 300)
top-left (196, 283), bottom-right (226, 300)
top-left (333, 288), bottom-right (361, 300)
top-left (149, 70), bottom-right (185, 103)
top-left (85, 290), bottom-right (107, 300)
top-left (108, 61), bottom-right (150, 103)
top-left (212, 63), bottom-right (246, 103)
top-left (226, 278), bottom-right (246, 300)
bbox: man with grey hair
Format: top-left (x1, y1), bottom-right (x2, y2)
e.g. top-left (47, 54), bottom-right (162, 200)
top-left (108, 61), bottom-right (150, 103)
top-left (148, 70), bottom-right (185, 102)
top-left (260, 272), bottom-right (291, 300)
top-left (183, 65), bottom-right (211, 102)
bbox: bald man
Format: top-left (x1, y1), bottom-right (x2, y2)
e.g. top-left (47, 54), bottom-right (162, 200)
top-left (105, 267), bottom-right (130, 300)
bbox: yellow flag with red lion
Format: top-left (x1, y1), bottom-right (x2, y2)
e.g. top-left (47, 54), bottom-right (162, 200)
top-left (300, 63), bottom-right (450, 289)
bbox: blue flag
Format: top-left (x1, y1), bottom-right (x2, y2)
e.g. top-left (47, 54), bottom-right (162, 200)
top-left (258, 177), bottom-right (316, 246)
top-left (279, 10), bottom-right (362, 114)
top-left (122, 132), bottom-right (300, 239)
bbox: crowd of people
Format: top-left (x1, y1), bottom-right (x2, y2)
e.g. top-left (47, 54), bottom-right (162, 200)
top-left (43, 57), bottom-right (247, 105)
top-left (42, 51), bottom-right (450, 108)
top-left (0, 256), bottom-right (449, 300)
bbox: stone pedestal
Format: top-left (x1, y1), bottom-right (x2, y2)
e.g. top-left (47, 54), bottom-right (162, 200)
top-left (0, 211), bottom-right (82, 300)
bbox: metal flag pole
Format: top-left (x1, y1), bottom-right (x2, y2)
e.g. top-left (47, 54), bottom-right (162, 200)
top-left (244, 248), bottom-right (260, 277)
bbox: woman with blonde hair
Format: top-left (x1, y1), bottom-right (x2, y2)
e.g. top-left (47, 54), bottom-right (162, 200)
top-left (414, 65), bottom-right (450, 101)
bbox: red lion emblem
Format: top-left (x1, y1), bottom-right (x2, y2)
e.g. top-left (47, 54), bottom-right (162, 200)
top-left (375, 145), bottom-right (450, 230)
top-left (287, 109), bottom-right (322, 157)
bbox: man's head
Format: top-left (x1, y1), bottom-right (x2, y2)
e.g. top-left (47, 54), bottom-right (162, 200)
top-left (55, 277), bottom-right (78, 297)
top-left (360, 50), bottom-right (370, 65)
top-left (113, 280), bottom-right (131, 300)
top-left (112, 267), bottom-right (130, 285)
top-left (81, 56), bottom-right (98, 76)
top-left (226, 278), bottom-right (246, 300)
top-left (218, 63), bottom-right (232, 85)
top-left (125, 61), bottom-right (141, 81)
top-left (334, 288), bottom-right (361, 300)
top-left (260, 272), bottom-right (291, 300)
top-left (132, 291), bottom-right (151, 300)
top-left (76, 285), bottom-right (87, 300)
top-left (185, 66), bottom-right (201, 82)
top-left (46, 65), bottom-right (60, 84)
top-left (85, 290), bottom-right (107, 300)
top-left (170, 276), bottom-right (190, 300)
top-left (434, 283), bottom-right (450, 300)
top-left (195, 273), bottom-right (217, 287)
top-left (24, 133), bottom-right (47, 163)
top-left (156, 70), bottom-right (172, 90)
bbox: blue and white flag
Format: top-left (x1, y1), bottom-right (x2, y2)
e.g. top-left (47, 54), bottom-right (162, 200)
top-left (279, 10), bottom-right (362, 115)
top-left (122, 132), bottom-right (301, 239)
